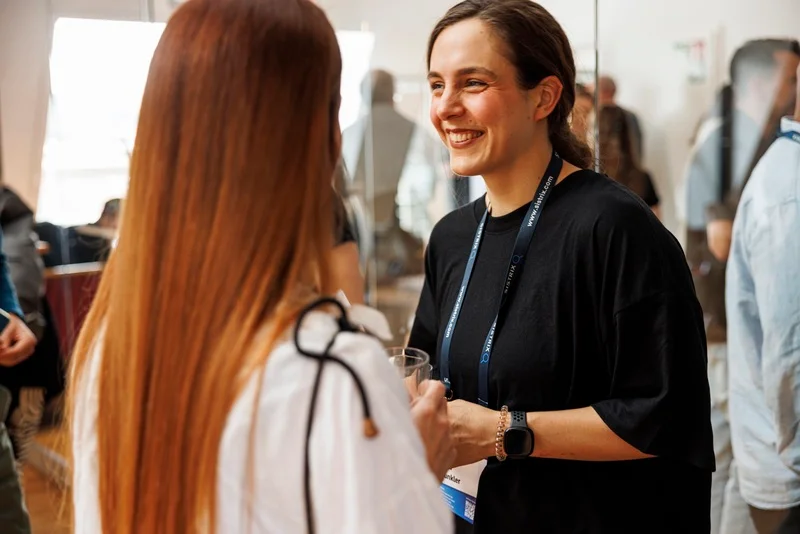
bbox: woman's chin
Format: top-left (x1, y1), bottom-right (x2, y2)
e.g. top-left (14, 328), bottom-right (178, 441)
top-left (449, 159), bottom-right (483, 178)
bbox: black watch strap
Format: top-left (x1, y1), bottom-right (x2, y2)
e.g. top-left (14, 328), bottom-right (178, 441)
top-left (511, 410), bottom-right (526, 428)
top-left (504, 411), bottom-right (534, 459)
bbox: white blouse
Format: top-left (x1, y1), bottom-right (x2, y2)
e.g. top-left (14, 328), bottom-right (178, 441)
top-left (72, 305), bottom-right (452, 533)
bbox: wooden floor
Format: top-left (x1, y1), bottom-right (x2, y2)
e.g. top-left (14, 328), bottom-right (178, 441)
top-left (22, 465), bottom-right (71, 534)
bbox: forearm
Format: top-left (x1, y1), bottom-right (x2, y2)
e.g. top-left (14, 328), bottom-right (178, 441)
top-left (465, 403), bottom-right (653, 465)
top-left (525, 407), bottom-right (653, 461)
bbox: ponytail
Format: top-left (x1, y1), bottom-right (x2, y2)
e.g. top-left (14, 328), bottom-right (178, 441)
top-left (551, 121), bottom-right (593, 169)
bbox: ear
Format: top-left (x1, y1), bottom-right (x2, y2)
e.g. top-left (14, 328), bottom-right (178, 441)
top-left (530, 75), bottom-right (564, 122)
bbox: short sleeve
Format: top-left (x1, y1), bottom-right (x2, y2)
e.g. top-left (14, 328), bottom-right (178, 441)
top-left (590, 203), bottom-right (714, 471)
top-left (592, 292), bottom-right (714, 470)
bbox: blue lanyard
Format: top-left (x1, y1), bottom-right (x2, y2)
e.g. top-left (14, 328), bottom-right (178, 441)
top-left (439, 152), bottom-right (563, 407)
top-left (780, 130), bottom-right (800, 145)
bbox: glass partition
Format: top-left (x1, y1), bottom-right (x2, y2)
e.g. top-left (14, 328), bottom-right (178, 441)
top-left (37, 4), bottom-right (603, 345)
top-left (336, 0), bottom-right (599, 345)
top-left (596, 3), bottom-right (800, 533)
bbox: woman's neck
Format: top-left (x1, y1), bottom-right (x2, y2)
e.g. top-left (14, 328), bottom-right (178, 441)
top-left (484, 140), bottom-right (554, 217)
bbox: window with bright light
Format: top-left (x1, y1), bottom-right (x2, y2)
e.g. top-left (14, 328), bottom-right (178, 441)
top-left (38, 18), bottom-right (165, 226)
top-left (37, 17), bottom-right (375, 226)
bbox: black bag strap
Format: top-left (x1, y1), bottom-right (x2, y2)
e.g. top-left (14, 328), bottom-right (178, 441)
top-left (719, 85), bottom-right (734, 202)
top-left (292, 297), bottom-right (380, 534)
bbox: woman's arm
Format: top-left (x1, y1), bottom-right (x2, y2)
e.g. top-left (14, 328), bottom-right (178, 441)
top-left (525, 407), bottom-right (653, 460)
top-left (448, 401), bottom-right (651, 467)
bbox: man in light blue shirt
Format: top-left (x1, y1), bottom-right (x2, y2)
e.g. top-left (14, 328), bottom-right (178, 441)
top-left (727, 62), bottom-right (800, 532)
top-left (686, 39), bottom-right (800, 534)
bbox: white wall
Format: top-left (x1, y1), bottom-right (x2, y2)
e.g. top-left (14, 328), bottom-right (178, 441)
top-left (597, 0), bottom-right (800, 237)
top-left (320, 0), bottom-right (596, 78)
top-left (0, 0), bottom-right (167, 210)
top-left (2, 0), bottom-right (798, 224)
top-left (320, 0), bottom-right (800, 237)
top-left (1, 0), bottom-right (54, 209)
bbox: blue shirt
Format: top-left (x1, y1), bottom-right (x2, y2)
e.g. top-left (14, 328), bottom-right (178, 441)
top-left (727, 116), bottom-right (800, 509)
top-left (0, 232), bottom-right (23, 318)
top-left (685, 110), bottom-right (761, 230)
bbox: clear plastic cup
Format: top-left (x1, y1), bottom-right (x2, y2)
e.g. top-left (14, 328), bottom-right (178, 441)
top-left (386, 347), bottom-right (431, 399)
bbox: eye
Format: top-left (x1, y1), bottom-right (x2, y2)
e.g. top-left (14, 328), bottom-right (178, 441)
top-left (430, 81), bottom-right (444, 94)
top-left (465, 79), bottom-right (487, 88)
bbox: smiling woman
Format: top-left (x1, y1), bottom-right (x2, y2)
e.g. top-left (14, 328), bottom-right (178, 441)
top-left (410, 1), bottom-right (715, 533)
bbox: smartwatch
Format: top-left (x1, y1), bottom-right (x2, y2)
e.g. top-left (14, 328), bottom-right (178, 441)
top-left (503, 411), bottom-right (534, 459)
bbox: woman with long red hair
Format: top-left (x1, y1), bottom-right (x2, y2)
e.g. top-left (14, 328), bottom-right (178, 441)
top-left (68, 1), bottom-right (453, 532)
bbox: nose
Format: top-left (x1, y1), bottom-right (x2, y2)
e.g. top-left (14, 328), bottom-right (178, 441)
top-left (434, 87), bottom-right (464, 122)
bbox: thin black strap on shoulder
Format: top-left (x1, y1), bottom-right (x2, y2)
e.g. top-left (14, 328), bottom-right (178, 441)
top-left (293, 297), bottom-right (380, 534)
top-left (719, 84), bottom-right (733, 202)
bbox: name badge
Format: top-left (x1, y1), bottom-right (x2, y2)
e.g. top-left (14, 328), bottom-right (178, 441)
top-left (439, 460), bottom-right (486, 524)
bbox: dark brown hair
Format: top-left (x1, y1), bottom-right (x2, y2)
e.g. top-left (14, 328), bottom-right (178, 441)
top-left (427, 0), bottom-right (593, 168)
top-left (598, 105), bottom-right (648, 198)
top-left (68, 0), bottom-right (343, 532)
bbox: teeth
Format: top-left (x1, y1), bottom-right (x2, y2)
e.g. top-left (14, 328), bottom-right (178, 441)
top-left (449, 131), bottom-right (483, 144)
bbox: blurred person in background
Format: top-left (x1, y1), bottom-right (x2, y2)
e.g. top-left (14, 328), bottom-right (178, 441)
top-left (342, 69), bottom-right (441, 283)
top-left (700, 41), bottom-right (800, 264)
top-left (0, 224), bottom-right (38, 534)
top-left (598, 104), bottom-right (660, 218)
top-left (35, 198), bottom-right (121, 267)
top-left (68, 198), bottom-right (120, 264)
top-left (685, 38), bottom-right (800, 534)
top-left (596, 74), bottom-right (644, 161)
top-left (68, 1), bottom-right (454, 533)
top-left (332, 162), bottom-right (366, 304)
top-left (0, 185), bottom-right (56, 476)
top-left (0, 385), bottom-right (31, 534)
top-left (726, 60), bottom-right (800, 534)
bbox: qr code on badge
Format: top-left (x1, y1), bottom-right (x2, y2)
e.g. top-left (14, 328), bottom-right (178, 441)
top-left (464, 498), bottom-right (476, 521)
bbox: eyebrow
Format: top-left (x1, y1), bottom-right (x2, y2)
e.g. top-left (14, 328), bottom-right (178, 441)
top-left (427, 67), bottom-right (498, 80)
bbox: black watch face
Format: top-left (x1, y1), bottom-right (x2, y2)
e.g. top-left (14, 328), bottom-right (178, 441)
top-left (505, 428), bottom-right (533, 457)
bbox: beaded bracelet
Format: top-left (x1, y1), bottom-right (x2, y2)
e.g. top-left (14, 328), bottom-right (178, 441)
top-left (496, 405), bottom-right (509, 461)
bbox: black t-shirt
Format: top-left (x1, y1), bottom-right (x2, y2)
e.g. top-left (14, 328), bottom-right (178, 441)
top-left (409, 170), bottom-right (713, 533)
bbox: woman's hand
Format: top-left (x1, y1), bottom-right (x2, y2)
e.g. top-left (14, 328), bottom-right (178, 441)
top-left (410, 381), bottom-right (456, 481)
top-left (0, 315), bottom-right (37, 367)
top-left (447, 399), bottom-right (497, 467)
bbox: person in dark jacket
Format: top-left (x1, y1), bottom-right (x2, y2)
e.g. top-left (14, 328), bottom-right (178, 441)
top-left (0, 227), bottom-right (37, 534)
top-left (0, 187), bottom-right (60, 473)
